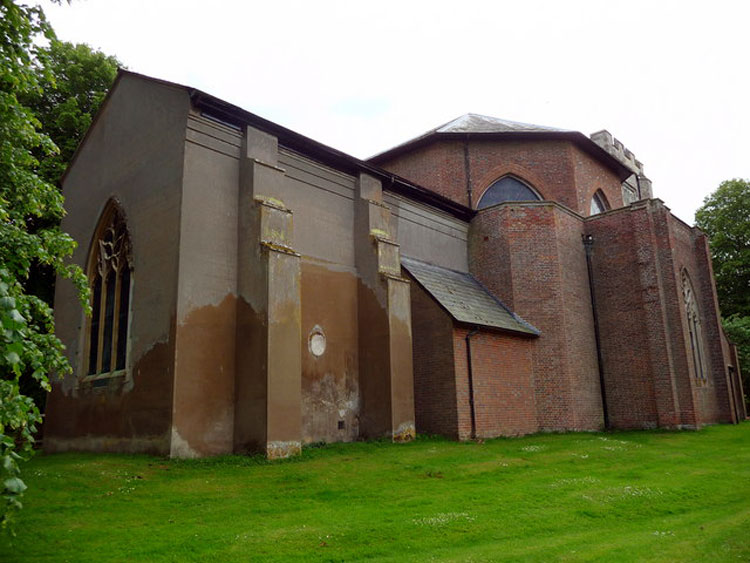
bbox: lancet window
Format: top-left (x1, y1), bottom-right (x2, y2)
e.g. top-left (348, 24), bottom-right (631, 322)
top-left (85, 204), bottom-right (133, 376)
top-left (682, 271), bottom-right (708, 384)
top-left (477, 176), bottom-right (541, 210)
top-left (589, 190), bottom-right (610, 215)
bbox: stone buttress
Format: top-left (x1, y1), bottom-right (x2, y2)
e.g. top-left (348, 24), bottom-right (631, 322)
top-left (234, 125), bottom-right (302, 458)
top-left (355, 173), bottom-right (415, 441)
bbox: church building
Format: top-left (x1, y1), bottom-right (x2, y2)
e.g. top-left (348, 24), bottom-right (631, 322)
top-left (44, 70), bottom-right (746, 458)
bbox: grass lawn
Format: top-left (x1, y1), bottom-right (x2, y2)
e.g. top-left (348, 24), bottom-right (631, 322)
top-left (3, 423), bottom-right (750, 562)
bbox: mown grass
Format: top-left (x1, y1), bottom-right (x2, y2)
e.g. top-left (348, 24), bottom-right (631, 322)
top-left (3, 423), bottom-right (750, 562)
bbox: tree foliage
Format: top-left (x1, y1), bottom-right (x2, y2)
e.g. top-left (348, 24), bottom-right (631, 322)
top-left (695, 178), bottom-right (750, 409)
top-left (13, 40), bottom-right (120, 421)
top-left (722, 315), bottom-right (750, 394)
top-left (20, 39), bottom-right (121, 185)
top-left (695, 179), bottom-right (750, 319)
top-left (1, 0), bottom-right (88, 530)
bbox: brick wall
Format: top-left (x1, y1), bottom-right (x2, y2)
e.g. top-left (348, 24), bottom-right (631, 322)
top-left (410, 273), bottom-right (538, 440)
top-left (585, 205), bottom-right (662, 428)
top-left (571, 145), bottom-right (624, 214)
top-left (585, 200), bottom-right (737, 428)
top-left (453, 328), bottom-right (537, 439)
top-left (385, 136), bottom-right (738, 433)
top-left (377, 139), bottom-right (622, 216)
top-left (409, 279), bottom-right (460, 438)
top-left (669, 215), bottom-right (735, 424)
top-left (378, 140), bottom-right (468, 205)
top-left (469, 202), bottom-right (603, 431)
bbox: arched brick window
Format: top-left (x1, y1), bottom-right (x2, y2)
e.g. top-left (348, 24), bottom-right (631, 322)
top-left (589, 190), bottom-right (610, 216)
top-left (477, 175), bottom-right (541, 210)
top-left (84, 202), bottom-right (133, 377)
top-left (681, 270), bottom-right (708, 384)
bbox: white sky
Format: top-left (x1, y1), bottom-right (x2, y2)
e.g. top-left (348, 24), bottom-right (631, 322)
top-left (45, 0), bottom-right (750, 224)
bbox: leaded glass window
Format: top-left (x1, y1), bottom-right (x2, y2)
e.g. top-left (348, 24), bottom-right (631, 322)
top-left (477, 176), bottom-right (541, 209)
top-left (682, 271), bottom-right (708, 384)
top-left (85, 204), bottom-right (133, 377)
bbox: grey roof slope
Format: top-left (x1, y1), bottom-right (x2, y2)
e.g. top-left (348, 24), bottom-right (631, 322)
top-left (435, 113), bottom-right (570, 134)
top-left (367, 113), bottom-right (632, 182)
top-left (368, 113), bottom-right (572, 161)
top-left (402, 256), bottom-right (539, 336)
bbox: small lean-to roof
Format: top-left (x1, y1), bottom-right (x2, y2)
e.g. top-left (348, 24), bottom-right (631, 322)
top-left (402, 256), bottom-right (539, 336)
top-left (368, 113), bottom-right (632, 182)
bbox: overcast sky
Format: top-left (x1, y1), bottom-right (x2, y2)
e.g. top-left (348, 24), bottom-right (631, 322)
top-left (45, 0), bottom-right (749, 224)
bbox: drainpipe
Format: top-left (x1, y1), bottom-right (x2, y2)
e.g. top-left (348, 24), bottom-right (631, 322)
top-left (463, 135), bottom-right (473, 208)
top-left (582, 234), bottom-right (610, 429)
top-left (465, 327), bottom-right (479, 440)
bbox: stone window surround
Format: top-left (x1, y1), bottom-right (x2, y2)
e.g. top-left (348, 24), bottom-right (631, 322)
top-left (79, 200), bottom-right (134, 386)
top-left (681, 269), bottom-right (708, 385)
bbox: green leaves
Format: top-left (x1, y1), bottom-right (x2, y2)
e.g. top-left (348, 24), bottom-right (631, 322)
top-left (695, 179), bottom-right (750, 319)
top-left (19, 39), bottom-right (122, 187)
top-left (696, 179), bottom-right (750, 412)
top-left (3, 477), bottom-right (26, 495)
top-left (1, 0), bottom-right (91, 532)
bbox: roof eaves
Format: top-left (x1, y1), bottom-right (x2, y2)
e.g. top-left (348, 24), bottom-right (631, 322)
top-left (402, 256), bottom-right (540, 337)
top-left (369, 128), bottom-right (633, 182)
top-left (68, 70), bottom-right (473, 222)
top-left (188, 90), bottom-right (475, 221)
top-left (471, 276), bottom-right (540, 336)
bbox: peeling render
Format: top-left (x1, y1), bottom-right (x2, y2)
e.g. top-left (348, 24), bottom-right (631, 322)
top-left (393, 422), bottom-right (417, 442)
top-left (170, 428), bottom-right (200, 459)
top-left (267, 441), bottom-right (302, 460)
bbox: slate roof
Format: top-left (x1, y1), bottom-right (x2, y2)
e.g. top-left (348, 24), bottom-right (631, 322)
top-left (367, 113), bottom-right (632, 182)
top-left (434, 113), bottom-right (570, 134)
top-left (402, 256), bottom-right (539, 336)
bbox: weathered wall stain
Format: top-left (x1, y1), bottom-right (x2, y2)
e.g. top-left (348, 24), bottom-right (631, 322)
top-left (233, 295), bottom-right (267, 454)
top-left (357, 278), bottom-right (394, 438)
top-left (172, 294), bottom-right (237, 457)
top-left (44, 335), bottom-right (175, 455)
top-left (300, 262), bottom-right (360, 443)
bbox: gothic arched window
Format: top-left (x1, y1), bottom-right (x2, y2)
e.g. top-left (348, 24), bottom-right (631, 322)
top-left (85, 203), bottom-right (133, 377)
top-left (477, 176), bottom-right (541, 210)
top-left (682, 271), bottom-right (708, 384)
top-left (589, 190), bottom-right (610, 216)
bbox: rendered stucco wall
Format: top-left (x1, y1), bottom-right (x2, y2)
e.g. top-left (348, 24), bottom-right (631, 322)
top-left (45, 74), bottom-right (189, 455)
top-left (384, 193), bottom-right (469, 272)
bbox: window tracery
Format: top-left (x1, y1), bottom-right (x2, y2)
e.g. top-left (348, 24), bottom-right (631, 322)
top-left (85, 204), bottom-right (133, 377)
top-left (682, 270), bottom-right (708, 384)
top-left (477, 176), bottom-right (541, 210)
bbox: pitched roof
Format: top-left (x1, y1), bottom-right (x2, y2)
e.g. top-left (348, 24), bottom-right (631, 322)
top-left (435, 113), bottom-right (570, 134)
top-left (368, 113), bottom-right (632, 182)
top-left (402, 256), bottom-right (539, 336)
top-left (62, 69), bottom-right (475, 222)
